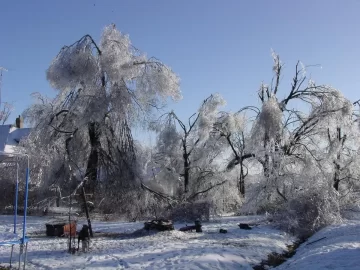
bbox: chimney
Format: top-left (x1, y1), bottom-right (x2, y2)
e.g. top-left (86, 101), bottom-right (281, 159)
top-left (15, 115), bottom-right (23, 128)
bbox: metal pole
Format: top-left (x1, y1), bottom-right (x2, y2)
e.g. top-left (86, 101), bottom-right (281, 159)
top-left (0, 67), bottom-right (8, 106)
top-left (14, 160), bottom-right (19, 234)
top-left (22, 155), bottom-right (29, 243)
top-left (0, 152), bottom-right (30, 268)
top-left (18, 245), bottom-right (22, 270)
top-left (68, 193), bottom-right (72, 253)
top-left (10, 245), bottom-right (14, 267)
top-left (23, 242), bottom-right (28, 270)
top-left (22, 155), bottom-right (29, 269)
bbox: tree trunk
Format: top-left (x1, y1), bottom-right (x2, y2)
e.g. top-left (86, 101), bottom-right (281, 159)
top-left (183, 154), bottom-right (190, 194)
top-left (264, 132), bottom-right (270, 179)
top-left (182, 138), bottom-right (190, 194)
top-left (273, 134), bottom-right (286, 201)
top-left (239, 161), bottom-right (245, 197)
top-left (85, 122), bottom-right (101, 194)
top-left (273, 134), bottom-right (281, 175)
top-left (333, 127), bottom-right (341, 191)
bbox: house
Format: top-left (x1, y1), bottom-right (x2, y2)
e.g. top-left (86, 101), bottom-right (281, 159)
top-left (0, 115), bottom-right (31, 162)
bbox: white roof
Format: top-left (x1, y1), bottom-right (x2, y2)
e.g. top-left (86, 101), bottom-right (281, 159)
top-left (0, 125), bottom-right (30, 162)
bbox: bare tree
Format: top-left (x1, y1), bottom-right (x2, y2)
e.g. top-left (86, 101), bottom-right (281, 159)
top-left (0, 102), bottom-right (13, 124)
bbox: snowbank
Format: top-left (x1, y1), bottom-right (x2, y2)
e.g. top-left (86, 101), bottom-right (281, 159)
top-left (275, 217), bottom-right (360, 270)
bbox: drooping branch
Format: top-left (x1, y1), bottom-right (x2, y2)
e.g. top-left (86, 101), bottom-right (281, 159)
top-left (49, 125), bottom-right (76, 134)
top-left (226, 153), bottom-right (256, 170)
top-left (59, 34), bottom-right (102, 56)
top-left (188, 180), bottom-right (227, 201)
top-left (141, 182), bottom-right (177, 203)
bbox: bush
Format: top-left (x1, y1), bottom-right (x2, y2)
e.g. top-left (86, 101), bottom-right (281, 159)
top-left (272, 188), bottom-right (342, 238)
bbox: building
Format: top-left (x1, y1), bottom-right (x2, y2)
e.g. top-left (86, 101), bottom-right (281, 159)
top-left (0, 115), bottom-right (31, 162)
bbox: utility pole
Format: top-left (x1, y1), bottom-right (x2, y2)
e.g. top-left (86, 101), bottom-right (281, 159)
top-left (0, 67), bottom-right (8, 105)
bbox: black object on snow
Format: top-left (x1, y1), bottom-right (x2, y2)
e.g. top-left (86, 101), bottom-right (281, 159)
top-left (144, 219), bottom-right (174, 231)
top-left (239, 223), bottom-right (252, 230)
top-left (179, 219), bottom-right (203, 233)
top-left (45, 223), bottom-right (66, 237)
top-left (194, 219), bottom-right (202, 233)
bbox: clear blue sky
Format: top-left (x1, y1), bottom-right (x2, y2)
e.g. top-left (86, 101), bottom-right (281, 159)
top-left (1, 0), bottom-right (360, 136)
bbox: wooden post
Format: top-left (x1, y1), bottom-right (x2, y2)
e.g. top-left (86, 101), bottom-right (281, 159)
top-left (68, 193), bottom-right (72, 253)
top-left (81, 186), bottom-right (93, 237)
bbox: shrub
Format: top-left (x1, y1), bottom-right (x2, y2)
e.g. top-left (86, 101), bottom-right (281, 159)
top-left (272, 188), bottom-right (342, 238)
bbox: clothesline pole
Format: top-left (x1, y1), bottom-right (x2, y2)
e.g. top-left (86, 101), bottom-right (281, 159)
top-left (22, 155), bottom-right (30, 243)
top-left (14, 160), bottom-right (19, 234)
top-left (0, 151), bottom-right (30, 270)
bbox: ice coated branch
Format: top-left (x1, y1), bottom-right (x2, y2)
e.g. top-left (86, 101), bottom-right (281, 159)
top-left (188, 180), bottom-right (227, 201)
top-left (141, 182), bottom-right (177, 203)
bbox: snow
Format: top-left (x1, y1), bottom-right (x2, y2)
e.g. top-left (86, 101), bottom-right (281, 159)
top-left (6, 127), bottom-right (31, 146)
top-left (0, 215), bottom-right (294, 269)
top-left (2, 214), bottom-right (360, 269)
top-left (275, 214), bottom-right (360, 270)
top-left (0, 232), bottom-right (18, 244)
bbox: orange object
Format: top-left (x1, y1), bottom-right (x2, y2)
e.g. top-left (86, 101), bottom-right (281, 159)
top-left (63, 223), bottom-right (77, 237)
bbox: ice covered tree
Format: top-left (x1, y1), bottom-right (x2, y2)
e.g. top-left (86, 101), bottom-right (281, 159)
top-left (321, 99), bottom-right (360, 212)
top-left (244, 51), bottom-right (354, 201)
top-left (237, 52), bottom-right (359, 236)
top-left (207, 51), bottom-right (359, 224)
top-left (213, 111), bottom-right (254, 197)
top-left (209, 52), bottom-right (349, 201)
top-left (24, 24), bottom-right (181, 211)
top-left (148, 94), bottom-right (227, 203)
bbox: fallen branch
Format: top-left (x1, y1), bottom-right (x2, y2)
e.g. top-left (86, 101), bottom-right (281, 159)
top-left (306, 236), bottom-right (326, 246)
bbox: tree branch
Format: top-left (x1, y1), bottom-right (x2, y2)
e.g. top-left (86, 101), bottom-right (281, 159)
top-left (188, 180), bottom-right (227, 201)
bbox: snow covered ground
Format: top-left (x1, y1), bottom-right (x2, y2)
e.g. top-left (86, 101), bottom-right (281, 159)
top-left (0, 215), bottom-right (294, 269)
top-left (275, 213), bottom-right (360, 270)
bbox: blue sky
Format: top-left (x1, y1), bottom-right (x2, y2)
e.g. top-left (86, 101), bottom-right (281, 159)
top-left (1, 0), bottom-right (360, 139)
